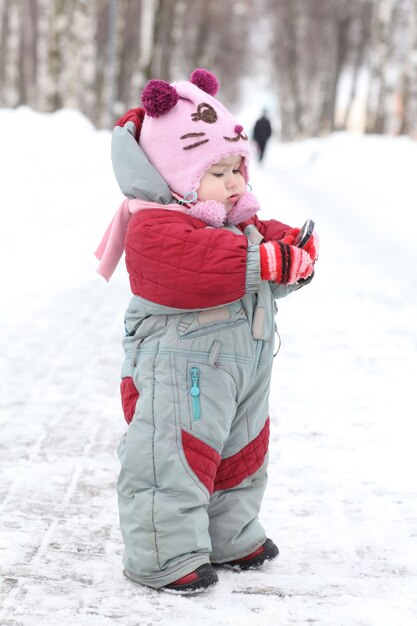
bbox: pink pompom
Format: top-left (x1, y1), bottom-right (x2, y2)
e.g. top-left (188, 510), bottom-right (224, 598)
top-left (227, 191), bottom-right (260, 225)
top-left (190, 69), bottom-right (220, 96)
top-left (142, 80), bottom-right (179, 118)
top-left (187, 200), bottom-right (226, 228)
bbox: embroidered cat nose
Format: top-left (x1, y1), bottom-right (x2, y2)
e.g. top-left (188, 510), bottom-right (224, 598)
top-left (234, 124), bottom-right (243, 134)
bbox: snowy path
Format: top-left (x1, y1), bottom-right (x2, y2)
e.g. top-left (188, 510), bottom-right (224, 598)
top-left (1, 112), bottom-right (417, 625)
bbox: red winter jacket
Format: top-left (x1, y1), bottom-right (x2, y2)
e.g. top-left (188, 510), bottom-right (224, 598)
top-left (125, 209), bottom-right (290, 309)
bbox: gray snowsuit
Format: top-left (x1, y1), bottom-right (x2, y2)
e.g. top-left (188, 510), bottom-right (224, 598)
top-left (112, 123), bottom-right (300, 589)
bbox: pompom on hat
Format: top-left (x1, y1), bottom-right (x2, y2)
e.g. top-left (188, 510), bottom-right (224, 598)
top-left (139, 68), bottom-right (251, 199)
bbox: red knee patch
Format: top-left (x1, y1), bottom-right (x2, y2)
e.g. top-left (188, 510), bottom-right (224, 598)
top-left (181, 431), bottom-right (221, 494)
top-left (214, 418), bottom-right (270, 492)
top-left (120, 377), bottom-right (139, 424)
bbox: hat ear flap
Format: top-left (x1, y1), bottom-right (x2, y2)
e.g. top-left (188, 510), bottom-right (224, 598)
top-left (190, 68), bottom-right (219, 96)
top-left (142, 80), bottom-right (179, 118)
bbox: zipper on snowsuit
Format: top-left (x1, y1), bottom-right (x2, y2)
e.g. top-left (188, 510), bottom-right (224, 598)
top-left (190, 367), bottom-right (201, 420)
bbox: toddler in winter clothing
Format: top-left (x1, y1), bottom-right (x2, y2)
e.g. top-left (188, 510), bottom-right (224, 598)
top-left (95, 69), bottom-right (318, 593)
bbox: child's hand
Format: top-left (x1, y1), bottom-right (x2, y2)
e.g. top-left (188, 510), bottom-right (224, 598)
top-left (281, 227), bottom-right (319, 262)
top-left (260, 241), bottom-right (314, 285)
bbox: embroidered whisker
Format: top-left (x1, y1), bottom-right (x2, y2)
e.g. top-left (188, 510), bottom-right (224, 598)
top-left (180, 132), bottom-right (206, 139)
top-left (183, 139), bottom-right (209, 150)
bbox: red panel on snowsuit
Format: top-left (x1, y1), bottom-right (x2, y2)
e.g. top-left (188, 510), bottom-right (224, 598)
top-left (214, 418), bottom-right (270, 492)
top-left (120, 377), bottom-right (139, 424)
top-left (125, 209), bottom-right (249, 309)
top-left (181, 430), bottom-right (222, 493)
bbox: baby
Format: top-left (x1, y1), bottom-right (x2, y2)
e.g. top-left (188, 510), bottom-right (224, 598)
top-left (96, 69), bottom-right (318, 593)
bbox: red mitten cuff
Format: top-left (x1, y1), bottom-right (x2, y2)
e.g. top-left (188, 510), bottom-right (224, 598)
top-left (260, 241), bottom-right (314, 284)
top-left (114, 107), bottom-right (145, 142)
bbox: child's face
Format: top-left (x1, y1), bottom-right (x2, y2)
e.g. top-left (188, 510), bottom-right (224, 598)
top-left (197, 156), bottom-right (246, 213)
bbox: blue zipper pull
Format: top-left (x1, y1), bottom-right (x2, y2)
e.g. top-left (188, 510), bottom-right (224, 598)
top-left (190, 367), bottom-right (201, 420)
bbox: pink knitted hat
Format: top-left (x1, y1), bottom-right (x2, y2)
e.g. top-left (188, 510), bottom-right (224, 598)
top-left (140, 69), bottom-right (251, 198)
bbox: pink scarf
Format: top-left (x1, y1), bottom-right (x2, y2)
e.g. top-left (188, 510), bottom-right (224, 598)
top-left (95, 199), bottom-right (188, 281)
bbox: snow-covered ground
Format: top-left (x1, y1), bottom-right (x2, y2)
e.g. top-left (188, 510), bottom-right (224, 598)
top-left (1, 107), bottom-right (416, 626)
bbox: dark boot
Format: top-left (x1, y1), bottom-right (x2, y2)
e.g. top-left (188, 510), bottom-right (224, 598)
top-left (162, 564), bottom-right (219, 593)
top-left (221, 538), bottom-right (279, 570)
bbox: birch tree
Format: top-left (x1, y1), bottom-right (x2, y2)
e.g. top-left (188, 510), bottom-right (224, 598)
top-left (269, 0), bottom-right (304, 139)
top-left (0, 0), bottom-right (10, 105)
top-left (45, 0), bottom-right (74, 111)
top-left (64, 0), bottom-right (97, 118)
top-left (0, 0), bottom-right (20, 107)
top-left (398, 0), bottom-right (417, 136)
top-left (318, 1), bottom-right (354, 132)
top-left (117, 0), bottom-right (142, 110)
top-left (341, 1), bottom-right (373, 129)
top-left (19, 0), bottom-right (38, 106)
top-left (365, 0), bottom-right (398, 132)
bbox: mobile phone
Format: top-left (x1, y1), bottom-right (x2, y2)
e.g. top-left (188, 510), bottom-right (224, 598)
top-left (294, 219), bottom-right (315, 248)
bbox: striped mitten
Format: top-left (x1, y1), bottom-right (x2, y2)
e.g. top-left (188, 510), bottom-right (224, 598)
top-left (260, 241), bottom-right (314, 284)
top-left (281, 227), bottom-right (320, 261)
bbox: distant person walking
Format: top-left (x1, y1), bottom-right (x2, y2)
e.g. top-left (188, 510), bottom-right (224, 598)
top-left (253, 111), bottom-right (272, 162)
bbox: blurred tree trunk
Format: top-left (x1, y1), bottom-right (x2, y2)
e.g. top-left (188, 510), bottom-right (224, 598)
top-left (318, 4), bottom-right (351, 132)
top-left (182, 0), bottom-right (211, 71)
top-left (94, 0), bottom-right (109, 127)
top-left (19, 0), bottom-right (38, 105)
top-left (146, 0), bottom-right (176, 81)
top-left (138, 0), bottom-right (156, 81)
top-left (79, 0), bottom-right (97, 120)
top-left (342, 2), bottom-right (372, 129)
top-left (270, 0), bottom-right (304, 140)
top-left (195, 0), bottom-right (253, 107)
top-left (365, 0), bottom-right (396, 133)
top-left (0, 0), bottom-right (9, 104)
top-left (45, 0), bottom-right (74, 111)
top-left (117, 0), bottom-right (141, 110)
top-left (399, 0), bottom-right (417, 136)
top-left (63, 0), bottom-right (96, 118)
top-left (1, 0), bottom-right (20, 107)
